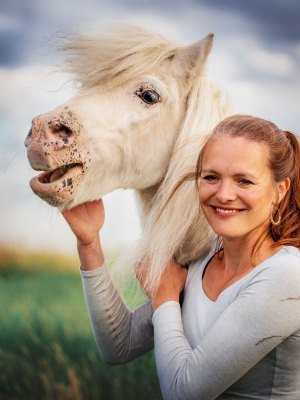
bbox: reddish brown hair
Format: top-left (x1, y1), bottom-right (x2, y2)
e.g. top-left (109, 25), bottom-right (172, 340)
top-left (196, 115), bottom-right (300, 250)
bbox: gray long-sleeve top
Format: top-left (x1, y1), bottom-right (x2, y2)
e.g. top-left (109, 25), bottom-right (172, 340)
top-left (81, 246), bottom-right (300, 399)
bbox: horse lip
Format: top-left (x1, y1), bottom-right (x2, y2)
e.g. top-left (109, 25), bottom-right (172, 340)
top-left (29, 163), bottom-right (85, 206)
top-left (36, 163), bottom-right (83, 185)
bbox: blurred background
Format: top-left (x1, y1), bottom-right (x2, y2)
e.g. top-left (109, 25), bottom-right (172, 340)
top-left (1, 0), bottom-right (299, 399)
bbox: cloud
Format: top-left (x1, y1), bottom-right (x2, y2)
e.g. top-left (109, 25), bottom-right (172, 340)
top-left (246, 49), bottom-right (297, 77)
top-left (0, 0), bottom-right (186, 67)
top-left (228, 79), bottom-right (300, 130)
top-left (194, 0), bottom-right (300, 43)
top-left (296, 43), bottom-right (300, 59)
top-left (0, 12), bottom-right (23, 32)
top-left (0, 65), bottom-right (75, 120)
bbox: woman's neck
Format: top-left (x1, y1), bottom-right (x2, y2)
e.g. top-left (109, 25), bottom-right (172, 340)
top-left (220, 234), bottom-right (279, 275)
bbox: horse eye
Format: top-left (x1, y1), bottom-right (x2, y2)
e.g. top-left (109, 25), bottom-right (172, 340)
top-left (138, 90), bottom-right (160, 105)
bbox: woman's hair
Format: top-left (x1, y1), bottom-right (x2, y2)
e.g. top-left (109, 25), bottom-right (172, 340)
top-left (195, 114), bottom-right (300, 250)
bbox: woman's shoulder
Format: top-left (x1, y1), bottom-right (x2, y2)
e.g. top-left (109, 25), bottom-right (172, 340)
top-left (278, 245), bottom-right (300, 258)
top-left (268, 245), bottom-right (300, 269)
top-left (243, 246), bottom-right (300, 295)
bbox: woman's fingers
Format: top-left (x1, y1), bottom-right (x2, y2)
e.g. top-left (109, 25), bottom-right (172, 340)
top-left (135, 258), bottom-right (188, 302)
top-left (134, 260), bottom-right (152, 296)
top-left (62, 199), bottom-right (105, 245)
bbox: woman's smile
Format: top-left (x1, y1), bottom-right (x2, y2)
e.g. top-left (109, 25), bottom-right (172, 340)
top-left (210, 205), bottom-right (247, 217)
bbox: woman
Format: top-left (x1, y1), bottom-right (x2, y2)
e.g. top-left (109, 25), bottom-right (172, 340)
top-left (63, 115), bottom-right (300, 399)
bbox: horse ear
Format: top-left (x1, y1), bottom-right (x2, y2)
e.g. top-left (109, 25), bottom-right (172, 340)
top-left (174, 33), bottom-right (214, 78)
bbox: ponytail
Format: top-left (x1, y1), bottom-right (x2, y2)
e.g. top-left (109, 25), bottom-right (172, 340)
top-left (271, 130), bottom-right (300, 249)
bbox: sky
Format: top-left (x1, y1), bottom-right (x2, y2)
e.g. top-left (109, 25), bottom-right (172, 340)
top-left (1, 0), bottom-right (300, 254)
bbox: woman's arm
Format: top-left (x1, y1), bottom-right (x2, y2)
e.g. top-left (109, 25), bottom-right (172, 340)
top-left (81, 264), bottom-right (154, 364)
top-left (63, 200), bottom-right (154, 364)
top-left (152, 259), bottom-right (300, 400)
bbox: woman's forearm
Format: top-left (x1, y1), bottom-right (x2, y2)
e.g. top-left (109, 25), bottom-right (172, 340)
top-left (81, 264), bottom-right (154, 364)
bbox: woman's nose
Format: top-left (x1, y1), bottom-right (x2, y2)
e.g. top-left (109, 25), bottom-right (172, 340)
top-left (215, 181), bottom-right (237, 203)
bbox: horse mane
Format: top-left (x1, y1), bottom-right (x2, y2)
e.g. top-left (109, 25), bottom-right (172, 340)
top-left (117, 76), bottom-right (231, 296)
top-left (63, 24), bottom-right (180, 89)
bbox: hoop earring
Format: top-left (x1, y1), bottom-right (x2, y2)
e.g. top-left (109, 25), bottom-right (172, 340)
top-left (271, 207), bottom-right (281, 226)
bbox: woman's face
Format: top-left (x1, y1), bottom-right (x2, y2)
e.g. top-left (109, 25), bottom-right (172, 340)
top-left (198, 135), bottom-right (288, 242)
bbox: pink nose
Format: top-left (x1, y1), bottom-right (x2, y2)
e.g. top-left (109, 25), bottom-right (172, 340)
top-left (25, 114), bottom-right (76, 149)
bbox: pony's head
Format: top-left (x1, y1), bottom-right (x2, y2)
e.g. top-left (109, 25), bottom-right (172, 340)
top-left (25, 24), bottom-right (216, 211)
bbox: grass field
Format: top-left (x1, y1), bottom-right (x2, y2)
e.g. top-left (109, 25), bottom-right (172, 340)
top-left (0, 246), bottom-right (162, 400)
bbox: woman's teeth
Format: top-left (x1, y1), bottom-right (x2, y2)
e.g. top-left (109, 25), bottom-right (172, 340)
top-left (215, 207), bottom-right (241, 214)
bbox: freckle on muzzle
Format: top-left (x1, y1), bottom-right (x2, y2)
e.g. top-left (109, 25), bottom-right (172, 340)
top-left (25, 110), bottom-right (89, 208)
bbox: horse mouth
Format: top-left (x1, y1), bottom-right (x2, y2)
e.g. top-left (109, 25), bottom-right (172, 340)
top-left (30, 163), bottom-right (85, 207)
top-left (38, 163), bottom-right (83, 184)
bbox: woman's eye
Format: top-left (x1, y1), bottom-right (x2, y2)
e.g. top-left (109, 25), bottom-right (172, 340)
top-left (203, 175), bottom-right (219, 182)
top-left (136, 89), bottom-right (161, 105)
top-left (238, 179), bottom-right (253, 186)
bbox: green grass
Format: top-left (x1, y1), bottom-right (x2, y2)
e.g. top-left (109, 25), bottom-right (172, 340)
top-left (0, 247), bottom-right (161, 400)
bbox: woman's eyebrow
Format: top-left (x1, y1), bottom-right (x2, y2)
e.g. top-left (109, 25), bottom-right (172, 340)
top-left (201, 169), bottom-right (218, 174)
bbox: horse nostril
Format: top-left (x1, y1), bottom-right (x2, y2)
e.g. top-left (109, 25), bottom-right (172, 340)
top-left (65, 126), bottom-right (73, 136)
top-left (51, 123), bottom-right (73, 137)
top-left (47, 122), bottom-right (74, 146)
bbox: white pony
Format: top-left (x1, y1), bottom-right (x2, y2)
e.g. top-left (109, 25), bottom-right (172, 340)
top-left (25, 25), bottom-right (230, 293)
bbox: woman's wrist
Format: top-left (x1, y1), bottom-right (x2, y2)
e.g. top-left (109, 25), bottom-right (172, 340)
top-left (77, 237), bottom-right (105, 271)
top-left (152, 291), bottom-right (180, 311)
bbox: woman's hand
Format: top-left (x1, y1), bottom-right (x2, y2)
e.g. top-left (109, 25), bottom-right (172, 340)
top-left (136, 259), bottom-right (188, 310)
top-left (63, 199), bottom-right (105, 246)
top-left (62, 199), bottom-right (105, 270)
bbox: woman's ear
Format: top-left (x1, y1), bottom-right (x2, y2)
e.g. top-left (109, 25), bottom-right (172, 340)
top-left (277, 178), bottom-right (291, 203)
